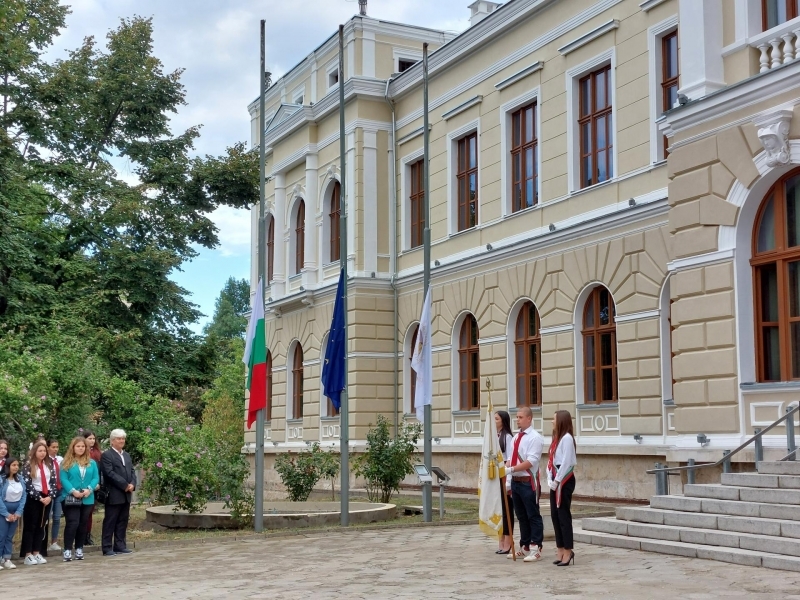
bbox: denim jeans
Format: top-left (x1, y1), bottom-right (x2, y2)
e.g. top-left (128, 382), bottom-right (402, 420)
top-left (510, 479), bottom-right (543, 550)
top-left (50, 494), bottom-right (62, 542)
top-left (0, 500), bottom-right (21, 559)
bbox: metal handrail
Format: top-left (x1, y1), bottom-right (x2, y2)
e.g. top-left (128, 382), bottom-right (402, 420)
top-left (645, 403), bottom-right (800, 475)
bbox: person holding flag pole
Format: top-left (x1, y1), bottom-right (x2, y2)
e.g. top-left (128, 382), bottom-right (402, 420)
top-left (478, 379), bottom-right (516, 561)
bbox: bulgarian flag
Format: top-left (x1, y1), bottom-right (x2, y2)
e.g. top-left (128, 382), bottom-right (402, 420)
top-left (243, 277), bottom-right (267, 428)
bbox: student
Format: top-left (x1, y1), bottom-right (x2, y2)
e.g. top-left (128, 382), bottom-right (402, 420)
top-left (59, 437), bottom-right (99, 562)
top-left (47, 438), bottom-right (63, 553)
top-left (0, 440), bottom-right (8, 471)
top-left (20, 441), bottom-right (56, 565)
top-left (84, 431), bottom-right (103, 546)
top-left (494, 410), bottom-right (514, 555)
top-left (547, 410), bottom-right (578, 567)
top-left (0, 458), bottom-right (26, 570)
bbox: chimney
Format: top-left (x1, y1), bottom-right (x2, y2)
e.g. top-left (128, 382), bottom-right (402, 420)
top-left (468, 1), bottom-right (501, 27)
top-left (359, 0), bottom-right (367, 16)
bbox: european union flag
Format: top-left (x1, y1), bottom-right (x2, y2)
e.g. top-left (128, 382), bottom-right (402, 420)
top-left (322, 269), bottom-right (346, 411)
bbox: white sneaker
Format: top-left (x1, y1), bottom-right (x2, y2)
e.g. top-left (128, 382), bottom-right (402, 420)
top-left (48, 542), bottom-right (61, 552)
top-left (34, 554), bottom-right (46, 564)
top-left (523, 547), bottom-right (542, 562)
top-left (23, 556), bottom-right (37, 566)
top-left (63, 550), bottom-right (72, 562)
top-left (75, 549), bottom-right (84, 560)
top-left (2, 560), bottom-right (15, 569)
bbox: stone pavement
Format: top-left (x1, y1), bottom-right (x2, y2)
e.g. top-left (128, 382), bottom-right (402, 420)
top-left (4, 524), bottom-right (800, 599)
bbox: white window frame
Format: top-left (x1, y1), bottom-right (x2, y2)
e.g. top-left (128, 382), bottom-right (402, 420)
top-left (500, 87), bottom-right (542, 218)
top-left (393, 48), bottom-right (422, 74)
top-left (451, 311), bottom-right (478, 412)
top-left (286, 340), bottom-right (303, 421)
top-left (565, 48), bottom-right (617, 194)
top-left (447, 119), bottom-right (481, 236)
top-left (648, 16), bottom-right (679, 165)
top-left (289, 195), bottom-right (305, 276)
top-left (400, 147), bottom-right (425, 252)
top-left (292, 85), bottom-right (305, 105)
top-left (403, 322), bottom-right (420, 415)
top-left (326, 61), bottom-right (339, 92)
top-left (320, 177), bottom-right (341, 265)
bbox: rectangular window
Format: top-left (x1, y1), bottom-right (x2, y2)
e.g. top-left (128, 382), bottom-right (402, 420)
top-left (578, 65), bottom-right (613, 189)
top-left (661, 31), bottom-right (679, 157)
top-left (763, 0), bottom-right (800, 30)
top-left (328, 68), bottom-right (339, 88)
top-left (330, 183), bottom-right (341, 262)
top-left (511, 102), bottom-right (538, 212)
top-left (457, 132), bottom-right (478, 231)
top-left (398, 59), bottom-right (417, 73)
top-left (410, 159), bottom-right (425, 248)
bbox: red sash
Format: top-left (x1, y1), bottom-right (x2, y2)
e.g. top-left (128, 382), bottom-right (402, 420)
top-left (511, 431), bottom-right (540, 502)
top-left (39, 463), bottom-right (49, 496)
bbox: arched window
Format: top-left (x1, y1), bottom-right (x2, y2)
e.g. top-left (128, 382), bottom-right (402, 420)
top-left (515, 302), bottom-right (541, 407)
top-left (265, 351), bottom-right (273, 421)
top-left (292, 344), bottom-right (304, 419)
top-left (459, 315), bottom-right (480, 410)
top-left (582, 287), bottom-right (617, 403)
top-left (330, 182), bottom-right (341, 262)
top-left (294, 200), bottom-right (305, 275)
top-left (409, 325), bottom-right (419, 414)
top-left (267, 216), bottom-right (274, 283)
top-left (752, 170), bottom-right (800, 381)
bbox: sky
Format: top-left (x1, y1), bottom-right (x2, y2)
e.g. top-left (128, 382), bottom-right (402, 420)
top-left (47, 0), bottom-right (472, 331)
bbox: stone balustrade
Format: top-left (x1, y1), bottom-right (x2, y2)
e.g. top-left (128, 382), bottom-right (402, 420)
top-left (752, 22), bottom-right (800, 73)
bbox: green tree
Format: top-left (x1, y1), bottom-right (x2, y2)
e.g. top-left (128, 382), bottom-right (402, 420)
top-left (203, 277), bottom-right (250, 341)
top-left (354, 416), bottom-right (421, 503)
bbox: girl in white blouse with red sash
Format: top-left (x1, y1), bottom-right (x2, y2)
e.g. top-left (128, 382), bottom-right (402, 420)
top-left (547, 410), bottom-right (577, 566)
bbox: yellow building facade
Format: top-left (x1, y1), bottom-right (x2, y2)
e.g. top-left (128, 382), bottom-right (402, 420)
top-left (245, 0), bottom-right (800, 500)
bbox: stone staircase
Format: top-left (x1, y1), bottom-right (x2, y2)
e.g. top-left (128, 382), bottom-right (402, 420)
top-left (575, 461), bottom-right (800, 572)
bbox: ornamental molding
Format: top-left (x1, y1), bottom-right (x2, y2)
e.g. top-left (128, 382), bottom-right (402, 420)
top-left (753, 108), bottom-right (794, 167)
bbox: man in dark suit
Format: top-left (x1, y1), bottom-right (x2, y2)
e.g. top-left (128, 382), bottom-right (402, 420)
top-left (101, 429), bottom-right (136, 556)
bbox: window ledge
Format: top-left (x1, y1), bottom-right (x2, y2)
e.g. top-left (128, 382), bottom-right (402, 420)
top-left (569, 176), bottom-right (616, 199)
top-left (576, 403), bottom-right (619, 411)
top-left (320, 416), bottom-right (340, 421)
top-left (663, 398), bottom-right (675, 407)
top-left (452, 410), bottom-right (480, 416)
top-left (286, 418), bottom-right (303, 424)
top-left (740, 381), bottom-right (800, 393)
top-left (447, 225), bottom-right (479, 240)
top-left (508, 405), bottom-right (542, 413)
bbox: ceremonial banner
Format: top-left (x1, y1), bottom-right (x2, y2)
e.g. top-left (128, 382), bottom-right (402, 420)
top-left (243, 277), bottom-right (267, 428)
top-left (410, 287), bottom-right (432, 422)
top-left (322, 269), bottom-right (347, 411)
top-left (478, 396), bottom-right (506, 538)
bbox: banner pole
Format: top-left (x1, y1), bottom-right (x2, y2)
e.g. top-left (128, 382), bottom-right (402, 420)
top-left (422, 42), bottom-right (433, 523)
top-left (254, 18), bottom-right (267, 534)
top-left (338, 24), bottom-right (350, 527)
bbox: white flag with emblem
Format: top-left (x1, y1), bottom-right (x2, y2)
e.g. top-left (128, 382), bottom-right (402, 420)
top-left (478, 396), bottom-right (506, 539)
top-left (411, 287), bottom-right (432, 423)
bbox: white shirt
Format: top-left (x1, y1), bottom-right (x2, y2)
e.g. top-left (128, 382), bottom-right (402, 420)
top-left (552, 433), bottom-right (577, 483)
top-left (4, 480), bottom-right (23, 503)
top-left (31, 464), bottom-right (51, 493)
top-left (509, 425), bottom-right (543, 478)
top-left (497, 432), bottom-right (514, 491)
top-left (113, 448), bottom-right (125, 466)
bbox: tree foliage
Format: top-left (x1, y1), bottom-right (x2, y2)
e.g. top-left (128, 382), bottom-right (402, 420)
top-left (354, 416), bottom-right (421, 504)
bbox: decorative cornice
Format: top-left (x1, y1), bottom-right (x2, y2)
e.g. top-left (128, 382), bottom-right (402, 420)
top-left (396, 125), bottom-right (429, 146)
top-left (540, 324), bottom-right (574, 335)
top-left (477, 335), bottom-right (506, 345)
top-left (558, 19), bottom-right (620, 56)
top-left (441, 95), bottom-right (483, 120)
top-left (615, 309), bottom-right (660, 323)
top-left (639, 0), bottom-right (670, 11)
top-left (494, 61), bottom-right (544, 91)
top-left (667, 249), bottom-right (734, 273)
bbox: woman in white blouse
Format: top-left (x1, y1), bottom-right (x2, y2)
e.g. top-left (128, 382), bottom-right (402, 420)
top-left (494, 410), bottom-right (514, 554)
top-left (546, 410), bottom-right (577, 566)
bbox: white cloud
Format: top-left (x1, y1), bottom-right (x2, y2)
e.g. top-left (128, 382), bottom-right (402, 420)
top-left (212, 206), bottom-right (252, 257)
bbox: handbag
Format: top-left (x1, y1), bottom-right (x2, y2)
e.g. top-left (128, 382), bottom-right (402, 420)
top-left (94, 486), bottom-right (108, 505)
top-left (64, 494), bottom-right (83, 506)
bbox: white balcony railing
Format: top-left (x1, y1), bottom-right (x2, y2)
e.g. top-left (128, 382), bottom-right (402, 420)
top-left (750, 18), bottom-right (800, 73)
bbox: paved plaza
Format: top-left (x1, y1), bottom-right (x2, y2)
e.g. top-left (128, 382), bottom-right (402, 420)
top-left (4, 524), bottom-right (800, 599)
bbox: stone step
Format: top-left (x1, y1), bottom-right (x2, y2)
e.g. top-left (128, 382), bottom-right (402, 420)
top-left (684, 484), bottom-right (800, 505)
top-left (757, 461), bottom-right (800, 476)
top-left (582, 517), bottom-right (800, 557)
top-left (651, 494), bottom-right (800, 521)
top-left (574, 524), bottom-right (800, 572)
top-left (616, 506), bottom-right (800, 539)
top-left (721, 472), bottom-right (800, 489)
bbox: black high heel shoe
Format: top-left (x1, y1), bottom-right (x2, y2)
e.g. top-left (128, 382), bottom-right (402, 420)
top-left (556, 551), bottom-right (575, 566)
top-left (496, 549), bottom-right (511, 554)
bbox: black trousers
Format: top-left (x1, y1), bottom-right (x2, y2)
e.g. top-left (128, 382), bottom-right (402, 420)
top-left (63, 502), bottom-right (93, 551)
top-left (500, 478), bottom-right (514, 536)
top-left (20, 498), bottom-right (48, 556)
top-left (511, 479), bottom-right (543, 549)
top-left (550, 476), bottom-right (576, 549)
top-left (102, 501), bottom-right (131, 552)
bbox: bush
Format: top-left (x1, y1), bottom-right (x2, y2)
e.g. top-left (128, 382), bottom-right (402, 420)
top-left (274, 443), bottom-right (340, 502)
top-left (353, 415), bottom-right (421, 503)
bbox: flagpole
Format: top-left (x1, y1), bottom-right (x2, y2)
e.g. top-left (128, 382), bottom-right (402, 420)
top-left (422, 42), bottom-right (432, 523)
top-left (254, 18), bottom-right (267, 533)
top-left (338, 24), bottom-right (350, 528)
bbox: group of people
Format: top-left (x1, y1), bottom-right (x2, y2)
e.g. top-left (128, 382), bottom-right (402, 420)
top-left (494, 407), bottom-right (577, 566)
top-left (0, 428), bottom-right (137, 568)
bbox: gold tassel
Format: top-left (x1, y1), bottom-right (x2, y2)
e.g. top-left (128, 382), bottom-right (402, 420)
top-left (488, 458), bottom-right (496, 480)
